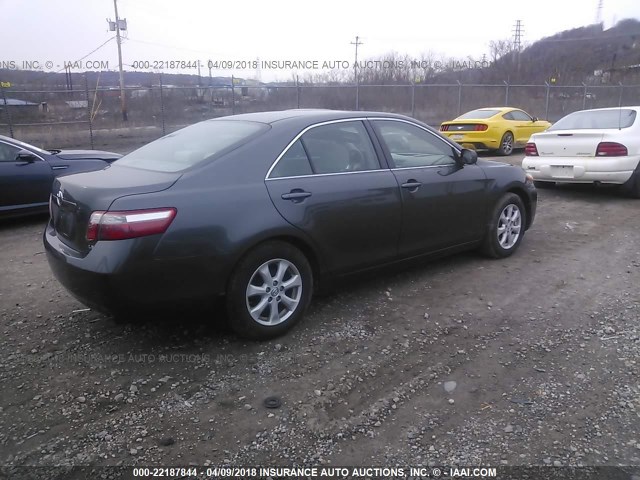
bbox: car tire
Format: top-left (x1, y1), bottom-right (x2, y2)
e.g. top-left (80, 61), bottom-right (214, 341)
top-left (481, 193), bottom-right (526, 258)
top-left (497, 132), bottom-right (514, 156)
top-left (226, 241), bottom-right (313, 340)
top-left (534, 181), bottom-right (556, 189)
top-left (620, 170), bottom-right (640, 198)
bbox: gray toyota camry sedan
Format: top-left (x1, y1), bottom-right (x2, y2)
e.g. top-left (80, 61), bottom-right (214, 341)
top-left (44, 109), bottom-right (537, 339)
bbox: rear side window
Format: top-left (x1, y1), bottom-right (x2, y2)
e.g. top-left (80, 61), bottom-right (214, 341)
top-left (269, 120), bottom-right (380, 178)
top-left (116, 120), bottom-right (268, 172)
top-left (270, 140), bottom-right (313, 178)
top-left (550, 109), bottom-right (637, 130)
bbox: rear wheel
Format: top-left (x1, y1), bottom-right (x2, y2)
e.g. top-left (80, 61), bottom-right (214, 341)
top-left (620, 170), bottom-right (640, 198)
top-left (226, 241), bottom-right (313, 339)
top-left (481, 193), bottom-right (526, 258)
top-left (497, 132), bottom-right (514, 156)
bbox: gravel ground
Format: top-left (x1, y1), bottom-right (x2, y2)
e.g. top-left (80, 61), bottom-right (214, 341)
top-left (1, 153), bottom-right (639, 478)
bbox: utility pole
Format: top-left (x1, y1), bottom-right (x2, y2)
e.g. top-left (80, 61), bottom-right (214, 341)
top-left (111, 0), bottom-right (128, 121)
top-left (512, 20), bottom-right (524, 76)
top-left (595, 0), bottom-right (604, 25)
top-left (351, 35), bottom-right (363, 110)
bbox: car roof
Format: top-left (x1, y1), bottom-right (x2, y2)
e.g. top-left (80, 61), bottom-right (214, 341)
top-left (206, 109), bottom-right (415, 125)
top-left (476, 107), bottom-right (520, 113)
top-left (0, 134), bottom-right (17, 143)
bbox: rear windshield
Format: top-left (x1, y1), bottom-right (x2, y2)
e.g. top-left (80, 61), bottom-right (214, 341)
top-left (115, 120), bottom-right (268, 172)
top-left (549, 109), bottom-right (637, 130)
top-left (457, 109), bottom-right (501, 119)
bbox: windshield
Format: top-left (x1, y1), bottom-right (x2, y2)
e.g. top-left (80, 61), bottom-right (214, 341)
top-left (115, 120), bottom-right (268, 172)
top-left (457, 109), bottom-right (501, 119)
top-left (549, 109), bottom-right (637, 130)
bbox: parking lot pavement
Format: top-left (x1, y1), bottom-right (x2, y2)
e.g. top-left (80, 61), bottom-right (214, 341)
top-left (1, 176), bottom-right (640, 469)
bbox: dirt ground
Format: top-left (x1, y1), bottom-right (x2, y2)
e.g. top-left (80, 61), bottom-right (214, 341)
top-left (1, 152), bottom-right (640, 478)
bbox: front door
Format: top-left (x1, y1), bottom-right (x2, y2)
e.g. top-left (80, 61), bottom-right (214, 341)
top-left (0, 141), bottom-right (52, 213)
top-left (371, 119), bottom-right (488, 256)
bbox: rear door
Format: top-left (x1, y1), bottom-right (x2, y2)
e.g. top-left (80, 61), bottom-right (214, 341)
top-left (0, 140), bottom-right (53, 213)
top-left (265, 120), bottom-right (402, 274)
top-left (371, 119), bottom-right (488, 256)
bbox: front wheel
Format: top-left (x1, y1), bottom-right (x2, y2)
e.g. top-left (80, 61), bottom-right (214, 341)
top-left (481, 193), bottom-right (526, 258)
top-left (497, 132), bottom-right (514, 156)
top-left (226, 241), bottom-right (313, 339)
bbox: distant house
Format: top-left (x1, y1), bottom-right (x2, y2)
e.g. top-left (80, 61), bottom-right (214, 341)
top-left (0, 97), bottom-right (44, 114)
top-left (65, 100), bottom-right (88, 109)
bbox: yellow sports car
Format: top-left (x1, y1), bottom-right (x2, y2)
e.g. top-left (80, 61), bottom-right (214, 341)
top-left (440, 107), bottom-right (551, 156)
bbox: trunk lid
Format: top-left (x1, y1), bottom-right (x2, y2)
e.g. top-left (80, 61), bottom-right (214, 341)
top-left (533, 130), bottom-right (606, 157)
top-left (50, 165), bottom-right (180, 255)
top-left (52, 149), bottom-right (122, 162)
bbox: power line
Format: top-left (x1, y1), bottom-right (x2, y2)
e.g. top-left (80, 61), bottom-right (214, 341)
top-left (125, 37), bottom-right (226, 57)
top-left (52, 37), bottom-right (116, 74)
top-left (535, 31), bottom-right (639, 43)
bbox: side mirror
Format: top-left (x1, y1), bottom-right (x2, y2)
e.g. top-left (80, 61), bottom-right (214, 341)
top-left (532, 117), bottom-right (538, 122)
top-left (459, 148), bottom-right (478, 165)
top-left (16, 150), bottom-right (37, 163)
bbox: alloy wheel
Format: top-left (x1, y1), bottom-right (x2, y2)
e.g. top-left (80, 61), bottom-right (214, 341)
top-left (496, 203), bottom-right (521, 249)
top-left (245, 258), bottom-right (303, 326)
top-left (501, 133), bottom-right (513, 155)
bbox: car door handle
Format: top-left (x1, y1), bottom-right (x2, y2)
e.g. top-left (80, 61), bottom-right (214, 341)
top-left (401, 180), bottom-right (422, 191)
top-left (51, 165), bottom-right (68, 170)
top-left (281, 190), bottom-right (312, 201)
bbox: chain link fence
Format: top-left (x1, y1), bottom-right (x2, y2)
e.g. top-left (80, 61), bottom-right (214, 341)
top-left (1, 76), bottom-right (639, 152)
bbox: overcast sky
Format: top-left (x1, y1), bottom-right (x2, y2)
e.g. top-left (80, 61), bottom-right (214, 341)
top-left (1, 0), bottom-right (639, 82)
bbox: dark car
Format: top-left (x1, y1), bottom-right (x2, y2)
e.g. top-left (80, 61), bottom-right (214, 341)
top-left (44, 110), bottom-right (537, 339)
top-left (0, 135), bottom-right (121, 218)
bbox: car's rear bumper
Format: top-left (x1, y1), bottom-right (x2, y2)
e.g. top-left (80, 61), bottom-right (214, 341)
top-left (441, 132), bottom-right (499, 151)
top-left (44, 223), bottom-right (225, 315)
top-left (522, 155), bottom-right (640, 184)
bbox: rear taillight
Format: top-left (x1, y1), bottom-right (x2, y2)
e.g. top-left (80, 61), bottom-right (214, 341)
top-left (525, 142), bottom-right (539, 156)
top-left (596, 142), bottom-right (628, 157)
top-left (86, 208), bottom-right (177, 242)
top-left (474, 124), bottom-right (488, 131)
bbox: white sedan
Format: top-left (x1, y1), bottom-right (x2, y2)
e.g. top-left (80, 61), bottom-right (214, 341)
top-left (522, 106), bottom-right (640, 197)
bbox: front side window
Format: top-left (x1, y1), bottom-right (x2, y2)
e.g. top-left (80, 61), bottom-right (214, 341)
top-left (0, 142), bottom-right (21, 162)
top-left (116, 120), bottom-right (268, 172)
top-left (374, 120), bottom-right (456, 168)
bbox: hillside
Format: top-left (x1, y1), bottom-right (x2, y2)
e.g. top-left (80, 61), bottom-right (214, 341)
top-left (432, 18), bottom-right (640, 85)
